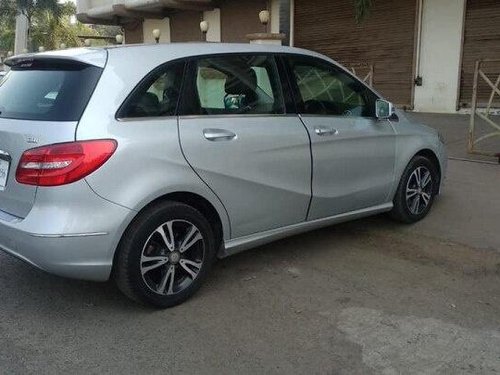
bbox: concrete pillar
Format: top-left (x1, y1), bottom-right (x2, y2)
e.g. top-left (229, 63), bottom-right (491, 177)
top-left (270, 0), bottom-right (280, 34)
top-left (14, 14), bottom-right (29, 55)
top-left (414, 0), bottom-right (467, 113)
top-left (203, 8), bottom-right (221, 42)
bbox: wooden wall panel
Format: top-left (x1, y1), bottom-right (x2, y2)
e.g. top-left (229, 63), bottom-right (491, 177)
top-left (294, 0), bottom-right (418, 107)
top-left (220, 0), bottom-right (268, 43)
top-left (124, 21), bottom-right (144, 44)
top-left (170, 10), bottom-right (203, 42)
top-left (459, 0), bottom-right (500, 107)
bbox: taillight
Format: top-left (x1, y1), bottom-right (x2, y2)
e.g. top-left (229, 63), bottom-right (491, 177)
top-left (16, 140), bottom-right (117, 186)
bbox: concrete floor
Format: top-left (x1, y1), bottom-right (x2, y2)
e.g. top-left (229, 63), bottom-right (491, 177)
top-left (1, 116), bottom-right (499, 374)
top-left (405, 111), bottom-right (500, 163)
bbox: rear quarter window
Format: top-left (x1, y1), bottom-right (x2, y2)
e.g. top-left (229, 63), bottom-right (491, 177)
top-left (0, 60), bottom-right (102, 121)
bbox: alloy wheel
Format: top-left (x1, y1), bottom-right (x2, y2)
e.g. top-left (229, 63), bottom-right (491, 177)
top-left (405, 166), bottom-right (434, 215)
top-left (140, 220), bottom-right (205, 296)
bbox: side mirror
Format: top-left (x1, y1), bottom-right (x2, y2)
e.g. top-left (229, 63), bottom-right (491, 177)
top-left (376, 99), bottom-right (395, 120)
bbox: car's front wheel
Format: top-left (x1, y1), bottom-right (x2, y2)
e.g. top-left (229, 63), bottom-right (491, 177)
top-left (114, 201), bottom-right (216, 308)
top-left (390, 155), bottom-right (440, 223)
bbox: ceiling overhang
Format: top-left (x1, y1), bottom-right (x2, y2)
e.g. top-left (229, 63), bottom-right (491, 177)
top-left (77, 0), bottom-right (214, 25)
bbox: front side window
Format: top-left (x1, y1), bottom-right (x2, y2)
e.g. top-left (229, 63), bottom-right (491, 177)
top-left (119, 61), bottom-right (185, 118)
top-left (184, 55), bottom-right (285, 115)
top-left (288, 57), bottom-right (377, 117)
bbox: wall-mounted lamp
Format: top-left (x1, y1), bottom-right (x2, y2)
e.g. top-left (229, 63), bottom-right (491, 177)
top-left (152, 29), bottom-right (161, 44)
top-left (200, 20), bottom-right (209, 41)
top-left (259, 10), bottom-right (270, 32)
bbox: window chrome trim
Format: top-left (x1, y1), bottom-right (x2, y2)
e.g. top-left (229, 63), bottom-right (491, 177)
top-left (115, 115), bottom-right (178, 122)
top-left (178, 113), bottom-right (298, 120)
top-left (297, 113), bottom-right (378, 120)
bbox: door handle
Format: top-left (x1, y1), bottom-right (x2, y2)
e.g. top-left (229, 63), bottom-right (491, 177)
top-left (314, 126), bottom-right (339, 136)
top-left (203, 128), bottom-right (237, 142)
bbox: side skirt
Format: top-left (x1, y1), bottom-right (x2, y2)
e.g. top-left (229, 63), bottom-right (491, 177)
top-left (219, 203), bottom-right (393, 258)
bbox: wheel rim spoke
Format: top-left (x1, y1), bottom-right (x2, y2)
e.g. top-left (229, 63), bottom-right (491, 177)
top-left (406, 188), bottom-right (418, 199)
top-left (156, 221), bottom-right (175, 252)
top-left (410, 195), bottom-right (420, 214)
top-left (158, 265), bottom-right (176, 295)
top-left (422, 192), bottom-right (431, 205)
top-left (179, 225), bottom-right (203, 253)
top-left (141, 255), bottom-right (169, 275)
top-left (421, 171), bottom-right (432, 188)
top-left (415, 167), bottom-right (422, 186)
top-left (179, 259), bottom-right (202, 280)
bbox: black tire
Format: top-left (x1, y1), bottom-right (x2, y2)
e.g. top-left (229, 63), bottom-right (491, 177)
top-left (114, 201), bottom-right (216, 308)
top-left (390, 155), bottom-right (440, 224)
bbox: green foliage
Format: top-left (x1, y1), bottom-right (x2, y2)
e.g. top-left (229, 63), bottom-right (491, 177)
top-left (0, 2), bottom-right (16, 52)
top-left (30, 3), bottom-right (100, 50)
top-left (16, 0), bottom-right (60, 19)
top-left (353, 0), bottom-right (374, 23)
top-left (0, 0), bottom-right (107, 53)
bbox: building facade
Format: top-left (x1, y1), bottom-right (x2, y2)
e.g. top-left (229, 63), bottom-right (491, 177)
top-left (76, 0), bottom-right (500, 113)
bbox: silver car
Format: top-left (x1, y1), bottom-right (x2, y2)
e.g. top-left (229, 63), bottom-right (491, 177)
top-left (0, 44), bottom-right (446, 307)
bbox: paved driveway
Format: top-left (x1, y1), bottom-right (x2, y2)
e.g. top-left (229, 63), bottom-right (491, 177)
top-left (1, 159), bottom-right (499, 373)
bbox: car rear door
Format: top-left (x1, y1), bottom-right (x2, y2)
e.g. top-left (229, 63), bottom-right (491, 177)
top-left (0, 57), bottom-right (103, 218)
top-left (178, 54), bottom-right (311, 238)
top-left (284, 55), bottom-right (396, 220)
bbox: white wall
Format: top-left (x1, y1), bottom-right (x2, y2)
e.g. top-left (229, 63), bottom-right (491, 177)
top-left (414, 0), bottom-right (466, 113)
top-left (143, 18), bottom-right (171, 44)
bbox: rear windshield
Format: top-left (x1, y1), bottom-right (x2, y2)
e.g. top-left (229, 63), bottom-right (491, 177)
top-left (0, 60), bottom-right (102, 121)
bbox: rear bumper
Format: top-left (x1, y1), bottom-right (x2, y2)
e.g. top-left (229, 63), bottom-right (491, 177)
top-left (0, 181), bottom-right (134, 281)
top-left (0, 228), bottom-right (114, 281)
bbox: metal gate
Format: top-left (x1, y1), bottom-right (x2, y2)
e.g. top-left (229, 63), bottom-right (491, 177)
top-left (468, 59), bottom-right (500, 160)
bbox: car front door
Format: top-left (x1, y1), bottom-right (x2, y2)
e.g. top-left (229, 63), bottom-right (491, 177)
top-left (285, 55), bottom-right (396, 220)
top-left (178, 54), bottom-right (311, 238)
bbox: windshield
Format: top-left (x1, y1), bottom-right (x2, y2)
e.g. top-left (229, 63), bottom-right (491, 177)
top-left (0, 61), bottom-right (102, 121)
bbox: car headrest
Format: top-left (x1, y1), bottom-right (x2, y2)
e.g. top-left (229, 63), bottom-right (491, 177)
top-left (136, 92), bottom-right (160, 116)
top-left (225, 68), bottom-right (257, 96)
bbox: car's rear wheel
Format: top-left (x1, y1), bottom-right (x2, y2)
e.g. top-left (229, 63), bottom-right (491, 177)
top-left (390, 155), bottom-right (439, 223)
top-left (114, 201), bottom-right (215, 308)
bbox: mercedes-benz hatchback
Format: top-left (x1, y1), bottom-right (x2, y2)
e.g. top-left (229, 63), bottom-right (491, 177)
top-left (0, 44), bottom-right (446, 307)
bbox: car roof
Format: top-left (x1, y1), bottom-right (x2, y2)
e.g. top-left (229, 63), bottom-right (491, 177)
top-left (105, 42), bottom-right (324, 58)
top-left (6, 43), bottom-right (332, 70)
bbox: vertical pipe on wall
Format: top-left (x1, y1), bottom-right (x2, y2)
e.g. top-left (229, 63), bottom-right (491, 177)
top-left (456, 0), bottom-right (468, 110)
top-left (410, 0), bottom-right (424, 110)
top-left (414, 0), bottom-right (424, 82)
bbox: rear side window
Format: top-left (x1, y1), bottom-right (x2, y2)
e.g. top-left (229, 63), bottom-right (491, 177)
top-left (0, 60), bottom-right (102, 121)
top-left (182, 55), bottom-right (285, 116)
top-left (117, 61), bottom-right (185, 119)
